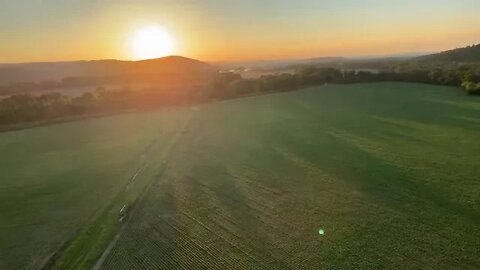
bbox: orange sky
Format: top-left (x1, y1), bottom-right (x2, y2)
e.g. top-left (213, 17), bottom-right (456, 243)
top-left (0, 0), bottom-right (479, 63)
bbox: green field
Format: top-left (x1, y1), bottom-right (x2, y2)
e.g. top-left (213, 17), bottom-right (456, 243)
top-left (1, 83), bottom-right (479, 269)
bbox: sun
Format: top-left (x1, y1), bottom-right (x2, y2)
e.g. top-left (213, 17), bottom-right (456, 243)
top-left (132, 26), bottom-right (173, 60)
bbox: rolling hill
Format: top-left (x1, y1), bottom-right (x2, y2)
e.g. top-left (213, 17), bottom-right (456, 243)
top-left (0, 56), bottom-right (215, 85)
top-left (415, 44), bottom-right (480, 63)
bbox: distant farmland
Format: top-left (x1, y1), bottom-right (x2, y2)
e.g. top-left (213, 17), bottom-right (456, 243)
top-left (1, 83), bottom-right (479, 269)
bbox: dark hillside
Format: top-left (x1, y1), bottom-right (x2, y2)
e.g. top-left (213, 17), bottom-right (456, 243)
top-left (0, 56), bottom-right (215, 85)
top-left (415, 44), bottom-right (480, 63)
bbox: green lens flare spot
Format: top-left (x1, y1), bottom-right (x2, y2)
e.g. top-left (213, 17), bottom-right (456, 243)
top-left (318, 229), bottom-right (325, 236)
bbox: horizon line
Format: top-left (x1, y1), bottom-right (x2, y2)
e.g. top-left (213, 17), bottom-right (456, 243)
top-left (0, 50), bottom-right (436, 66)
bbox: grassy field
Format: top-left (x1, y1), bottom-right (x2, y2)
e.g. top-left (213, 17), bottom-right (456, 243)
top-left (1, 83), bottom-right (479, 269)
top-left (0, 109), bottom-right (192, 269)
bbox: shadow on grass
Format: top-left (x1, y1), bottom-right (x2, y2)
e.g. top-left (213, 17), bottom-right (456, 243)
top-left (290, 130), bottom-right (480, 226)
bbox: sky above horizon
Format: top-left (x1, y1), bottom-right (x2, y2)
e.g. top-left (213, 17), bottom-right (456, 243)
top-left (1, 0), bottom-right (480, 63)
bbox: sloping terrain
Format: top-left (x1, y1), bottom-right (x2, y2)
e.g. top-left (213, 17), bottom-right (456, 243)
top-left (415, 44), bottom-right (480, 63)
top-left (1, 83), bottom-right (479, 269)
top-left (100, 83), bottom-right (480, 269)
top-left (0, 56), bottom-right (214, 84)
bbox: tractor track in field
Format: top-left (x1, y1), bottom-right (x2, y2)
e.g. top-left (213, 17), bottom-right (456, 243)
top-left (90, 137), bottom-right (160, 270)
top-left (42, 124), bottom-right (170, 270)
top-left (92, 113), bottom-right (194, 270)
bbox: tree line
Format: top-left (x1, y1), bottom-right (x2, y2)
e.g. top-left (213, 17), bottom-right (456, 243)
top-left (208, 65), bottom-right (480, 98)
top-left (0, 85), bottom-right (203, 126)
top-left (1, 66), bottom-right (479, 127)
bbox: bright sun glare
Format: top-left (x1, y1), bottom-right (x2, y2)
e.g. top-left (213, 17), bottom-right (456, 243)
top-left (132, 26), bottom-right (173, 60)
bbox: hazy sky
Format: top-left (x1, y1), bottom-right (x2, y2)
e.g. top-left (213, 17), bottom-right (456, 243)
top-left (1, 0), bottom-right (479, 63)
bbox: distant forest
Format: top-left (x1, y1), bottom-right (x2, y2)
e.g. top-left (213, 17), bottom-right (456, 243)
top-left (415, 44), bottom-right (480, 62)
top-left (0, 44), bottom-right (479, 128)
